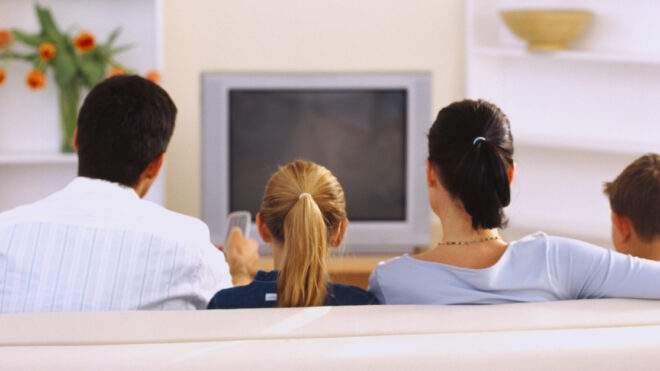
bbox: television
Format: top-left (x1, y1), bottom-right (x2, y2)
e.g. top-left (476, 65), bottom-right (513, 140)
top-left (201, 73), bottom-right (431, 253)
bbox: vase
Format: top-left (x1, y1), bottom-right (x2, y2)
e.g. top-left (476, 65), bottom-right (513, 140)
top-left (57, 81), bottom-right (80, 153)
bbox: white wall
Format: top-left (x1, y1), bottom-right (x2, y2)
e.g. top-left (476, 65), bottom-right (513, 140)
top-left (162, 0), bottom-right (466, 235)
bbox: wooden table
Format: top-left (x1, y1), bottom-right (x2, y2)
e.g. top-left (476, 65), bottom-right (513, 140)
top-left (252, 254), bottom-right (399, 290)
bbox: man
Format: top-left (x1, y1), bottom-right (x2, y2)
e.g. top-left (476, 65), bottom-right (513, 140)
top-left (0, 75), bottom-right (258, 312)
top-left (604, 153), bottom-right (660, 260)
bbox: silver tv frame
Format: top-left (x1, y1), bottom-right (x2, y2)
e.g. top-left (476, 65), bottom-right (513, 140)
top-left (201, 72), bottom-right (431, 253)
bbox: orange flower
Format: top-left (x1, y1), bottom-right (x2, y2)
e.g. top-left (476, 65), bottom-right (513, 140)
top-left (39, 42), bottom-right (56, 62)
top-left (0, 68), bottom-right (5, 85)
top-left (0, 30), bottom-right (11, 49)
top-left (26, 69), bottom-right (46, 90)
top-left (74, 31), bottom-right (95, 53)
top-left (107, 67), bottom-right (125, 78)
top-left (144, 70), bottom-right (160, 84)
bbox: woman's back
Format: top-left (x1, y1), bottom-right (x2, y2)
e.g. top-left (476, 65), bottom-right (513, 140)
top-left (369, 232), bottom-right (660, 305)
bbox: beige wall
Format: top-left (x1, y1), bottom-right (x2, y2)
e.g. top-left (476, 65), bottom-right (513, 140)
top-left (163, 0), bottom-right (465, 218)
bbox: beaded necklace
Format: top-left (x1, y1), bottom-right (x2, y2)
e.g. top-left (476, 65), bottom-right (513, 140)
top-left (440, 235), bottom-right (500, 246)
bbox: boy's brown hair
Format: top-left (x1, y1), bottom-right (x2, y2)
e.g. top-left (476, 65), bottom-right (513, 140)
top-left (604, 153), bottom-right (660, 242)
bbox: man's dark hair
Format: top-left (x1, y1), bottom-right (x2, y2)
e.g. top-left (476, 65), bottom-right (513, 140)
top-left (77, 75), bottom-right (177, 187)
top-left (604, 153), bottom-right (660, 242)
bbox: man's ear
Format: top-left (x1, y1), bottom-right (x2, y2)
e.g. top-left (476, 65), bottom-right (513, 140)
top-left (256, 212), bottom-right (271, 243)
top-left (73, 128), bottom-right (79, 152)
top-left (330, 218), bottom-right (348, 248)
top-left (144, 153), bottom-right (165, 180)
top-left (508, 162), bottom-right (516, 185)
top-left (427, 160), bottom-right (438, 188)
top-left (612, 212), bottom-right (632, 243)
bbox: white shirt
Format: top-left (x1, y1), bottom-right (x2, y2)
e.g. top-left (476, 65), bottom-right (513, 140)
top-left (0, 177), bottom-right (232, 312)
top-left (369, 232), bottom-right (660, 304)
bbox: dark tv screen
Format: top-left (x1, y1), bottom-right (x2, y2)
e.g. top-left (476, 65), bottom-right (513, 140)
top-left (229, 90), bottom-right (406, 221)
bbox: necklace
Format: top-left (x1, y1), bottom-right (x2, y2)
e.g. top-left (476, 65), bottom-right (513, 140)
top-left (440, 235), bottom-right (500, 246)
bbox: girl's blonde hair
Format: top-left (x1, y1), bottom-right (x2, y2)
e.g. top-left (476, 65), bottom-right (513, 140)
top-left (260, 160), bottom-right (346, 307)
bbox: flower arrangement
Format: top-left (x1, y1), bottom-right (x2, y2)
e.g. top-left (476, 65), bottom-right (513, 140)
top-left (0, 5), bottom-right (159, 152)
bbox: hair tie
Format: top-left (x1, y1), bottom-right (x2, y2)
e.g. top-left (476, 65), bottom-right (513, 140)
top-left (473, 137), bottom-right (486, 145)
top-left (299, 192), bottom-right (312, 199)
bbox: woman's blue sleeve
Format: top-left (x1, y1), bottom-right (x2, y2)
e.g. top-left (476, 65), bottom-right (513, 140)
top-left (552, 237), bottom-right (660, 299)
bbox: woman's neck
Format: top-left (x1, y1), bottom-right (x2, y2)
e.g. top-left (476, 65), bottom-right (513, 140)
top-left (437, 199), bottom-right (501, 244)
top-left (442, 225), bottom-right (501, 244)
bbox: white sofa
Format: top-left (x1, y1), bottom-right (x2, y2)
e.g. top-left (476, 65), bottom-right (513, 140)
top-left (2, 298), bottom-right (660, 370)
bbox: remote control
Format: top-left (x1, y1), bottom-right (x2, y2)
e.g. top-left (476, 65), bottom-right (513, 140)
top-left (224, 211), bottom-right (251, 246)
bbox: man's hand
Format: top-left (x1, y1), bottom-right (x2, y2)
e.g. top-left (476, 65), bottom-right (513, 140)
top-left (222, 227), bottom-right (259, 286)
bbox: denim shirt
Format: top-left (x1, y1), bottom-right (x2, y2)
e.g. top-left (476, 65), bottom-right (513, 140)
top-left (208, 270), bottom-right (379, 309)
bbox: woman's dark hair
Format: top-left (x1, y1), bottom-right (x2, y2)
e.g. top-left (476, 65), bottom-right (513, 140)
top-left (77, 75), bottom-right (177, 187)
top-left (428, 99), bottom-right (514, 230)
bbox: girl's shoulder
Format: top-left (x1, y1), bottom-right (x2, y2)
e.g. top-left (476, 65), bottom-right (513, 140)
top-left (327, 282), bottom-right (380, 305)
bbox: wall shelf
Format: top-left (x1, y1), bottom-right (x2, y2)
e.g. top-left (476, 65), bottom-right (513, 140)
top-left (0, 153), bottom-right (78, 165)
top-left (471, 46), bottom-right (660, 66)
top-left (515, 132), bottom-right (659, 155)
top-left (466, 0), bottom-right (660, 245)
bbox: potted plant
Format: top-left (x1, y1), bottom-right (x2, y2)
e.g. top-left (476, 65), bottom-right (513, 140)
top-left (0, 4), bottom-right (159, 152)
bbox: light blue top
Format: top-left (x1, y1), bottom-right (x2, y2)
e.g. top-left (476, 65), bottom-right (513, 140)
top-left (368, 232), bottom-right (660, 305)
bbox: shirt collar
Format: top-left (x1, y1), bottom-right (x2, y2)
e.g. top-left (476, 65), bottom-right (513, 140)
top-left (64, 176), bottom-right (140, 201)
top-left (254, 270), bottom-right (279, 282)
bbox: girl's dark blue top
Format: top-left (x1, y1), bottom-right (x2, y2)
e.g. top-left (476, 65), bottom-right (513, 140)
top-left (207, 270), bottom-right (379, 309)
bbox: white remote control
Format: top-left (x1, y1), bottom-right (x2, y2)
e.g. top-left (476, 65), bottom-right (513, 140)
top-left (224, 211), bottom-right (251, 246)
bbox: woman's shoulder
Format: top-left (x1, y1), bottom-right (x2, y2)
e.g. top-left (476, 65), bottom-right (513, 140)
top-left (327, 282), bottom-right (380, 305)
top-left (371, 254), bottom-right (417, 273)
top-left (510, 231), bottom-right (612, 267)
top-left (513, 231), bottom-right (605, 251)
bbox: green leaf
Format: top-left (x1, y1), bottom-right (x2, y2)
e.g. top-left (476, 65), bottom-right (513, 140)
top-left (35, 5), bottom-right (64, 44)
top-left (52, 50), bottom-right (78, 86)
top-left (11, 30), bottom-right (42, 47)
top-left (79, 52), bottom-right (106, 88)
top-left (105, 28), bottom-right (121, 47)
top-left (0, 51), bottom-right (37, 61)
top-left (109, 43), bottom-right (133, 56)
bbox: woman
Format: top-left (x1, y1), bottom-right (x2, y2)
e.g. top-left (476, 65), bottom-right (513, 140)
top-left (209, 160), bottom-right (378, 308)
top-left (369, 99), bottom-right (660, 304)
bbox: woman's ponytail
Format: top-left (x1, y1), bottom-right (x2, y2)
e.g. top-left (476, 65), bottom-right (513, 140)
top-left (278, 194), bottom-right (328, 307)
top-left (428, 99), bottom-right (514, 230)
top-left (455, 139), bottom-right (511, 229)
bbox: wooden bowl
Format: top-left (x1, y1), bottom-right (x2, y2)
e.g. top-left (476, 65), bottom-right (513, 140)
top-left (500, 10), bottom-right (593, 51)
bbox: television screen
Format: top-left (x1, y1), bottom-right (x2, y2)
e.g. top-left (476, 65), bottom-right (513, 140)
top-left (229, 89), bottom-right (407, 221)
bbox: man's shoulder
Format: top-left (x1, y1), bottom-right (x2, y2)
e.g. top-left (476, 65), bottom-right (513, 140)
top-left (0, 197), bottom-right (52, 226)
top-left (132, 199), bottom-right (212, 244)
top-left (0, 185), bottom-right (212, 247)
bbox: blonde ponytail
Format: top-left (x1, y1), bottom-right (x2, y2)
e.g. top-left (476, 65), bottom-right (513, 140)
top-left (279, 195), bottom-right (328, 306)
top-left (259, 160), bottom-right (346, 307)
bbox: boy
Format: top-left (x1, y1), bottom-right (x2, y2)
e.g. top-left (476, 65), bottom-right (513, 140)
top-left (604, 153), bottom-right (660, 260)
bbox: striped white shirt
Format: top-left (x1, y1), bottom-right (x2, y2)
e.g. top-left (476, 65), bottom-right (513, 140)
top-left (0, 177), bottom-right (232, 312)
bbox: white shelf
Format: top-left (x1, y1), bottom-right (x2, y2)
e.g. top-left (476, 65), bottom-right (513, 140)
top-left (466, 0), bottom-right (660, 247)
top-left (0, 153), bottom-right (78, 165)
top-left (515, 132), bottom-right (659, 155)
top-left (471, 46), bottom-right (660, 66)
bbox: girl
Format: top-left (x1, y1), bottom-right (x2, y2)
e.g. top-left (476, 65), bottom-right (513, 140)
top-left (209, 160), bottom-right (378, 308)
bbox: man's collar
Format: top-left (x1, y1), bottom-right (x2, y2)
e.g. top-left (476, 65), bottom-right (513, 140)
top-left (67, 176), bottom-right (140, 200)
